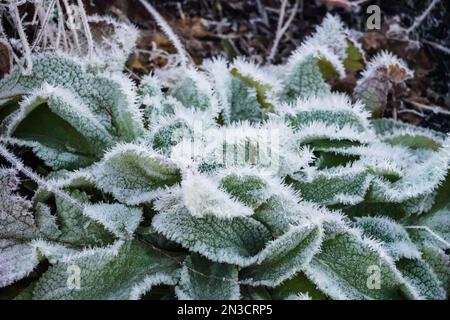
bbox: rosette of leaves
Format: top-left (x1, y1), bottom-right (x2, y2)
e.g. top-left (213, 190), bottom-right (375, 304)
top-left (0, 14), bottom-right (448, 300)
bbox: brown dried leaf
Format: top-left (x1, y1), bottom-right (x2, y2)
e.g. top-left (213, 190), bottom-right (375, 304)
top-left (0, 39), bottom-right (12, 78)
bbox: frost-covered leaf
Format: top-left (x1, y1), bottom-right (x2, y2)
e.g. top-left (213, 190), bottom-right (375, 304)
top-left (354, 52), bottom-right (413, 118)
top-left (284, 93), bottom-right (374, 148)
top-left (204, 58), bottom-right (277, 123)
top-left (0, 240), bottom-right (39, 288)
top-left (406, 222), bottom-right (449, 297)
top-left (181, 172), bottom-right (253, 219)
top-left (0, 54), bottom-right (144, 168)
top-left (216, 167), bottom-right (313, 235)
top-left (420, 245), bottom-right (450, 295)
top-left (227, 59), bottom-right (278, 122)
top-left (170, 67), bottom-right (219, 114)
top-left (304, 14), bottom-right (365, 73)
top-left (0, 168), bottom-right (37, 239)
top-left (430, 171), bottom-right (450, 213)
top-left (354, 217), bottom-right (446, 299)
top-left (153, 187), bottom-right (320, 282)
top-left (286, 93), bottom-right (370, 134)
top-left (218, 170), bottom-right (270, 209)
top-left (355, 217), bottom-right (420, 260)
top-left (395, 257), bottom-right (446, 300)
top-left (30, 240), bottom-right (79, 264)
top-left (304, 215), bottom-right (409, 299)
top-left (368, 143), bottom-right (449, 214)
top-left (407, 226), bottom-right (450, 253)
top-left (239, 223), bottom-right (322, 287)
top-left (279, 43), bottom-right (344, 102)
top-left (139, 75), bottom-right (178, 127)
top-left (83, 204), bottom-right (143, 239)
top-left (290, 164), bottom-right (372, 205)
top-left (304, 14), bottom-right (348, 60)
top-left (32, 241), bottom-right (183, 300)
top-left (150, 119), bottom-right (192, 154)
top-left (0, 239), bottom-right (77, 289)
top-left (54, 190), bottom-right (114, 246)
top-left (272, 273), bottom-right (327, 300)
top-left (415, 206), bottom-right (450, 243)
top-left (176, 253), bottom-right (240, 300)
top-left (373, 119), bottom-right (447, 151)
top-left (0, 169), bottom-right (76, 288)
top-left (152, 188), bottom-right (270, 267)
top-left (90, 144), bottom-right (181, 205)
top-left (35, 203), bottom-right (61, 240)
top-left (3, 85), bottom-right (115, 169)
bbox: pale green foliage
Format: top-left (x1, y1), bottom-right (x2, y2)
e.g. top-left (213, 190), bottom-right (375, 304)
top-left (31, 241), bottom-right (183, 300)
top-left (0, 54), bottom-right (144, 170)
top-left (176, 253), bottom-right (240, 300)
top-left (87, 144), bottom-right (181, 205)
top-left (0, 14), bottom-right (449, 300)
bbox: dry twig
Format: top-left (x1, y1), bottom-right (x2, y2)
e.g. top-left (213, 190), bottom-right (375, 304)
top-left (268, 0), bottom-right (300, 62)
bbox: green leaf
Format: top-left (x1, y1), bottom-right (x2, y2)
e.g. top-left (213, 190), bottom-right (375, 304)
top-left (55, 190), bottom-right (114, 246)
top-left (176, 253), bottom-right (240, 300)
top-left (355, 217), bottom-right (420, 260)
top-left (152, 188), bottom-right (271, 267)
top-left (430, 173), bottom-right (450, 213)
top-left (171, 68), bottom-right (216, 112)
top-left (279, 44), bottom-right (344, 102)
top-left (290, 165), bottom-right (372, 205)
top-left (83, 204), bottom-right (143, 239)
top-left (240, 224), bottom-right (322, 287)
top-left (272, 273), bottom-right (327, 300)
top-left (0, 168), bottom-right (37, 240)
top-left (10, 105), bottom-right (97, 169)
top-left (219, 172), bottom-right (268, 209)
top-left (385, 135), bottom-right (442, 151)
top-left (421, 245), bottom-right (450, 295)
top-left (230, 67), bottom-right (273, 111)
top-left (343, 40), bottom-right (365, 72)
top-left (1, 55), bottom-right (144, 141)
top-left (5, 87), bottom-right (114, 169)
top-left (317, 58), bottom-right (341, 79)
top-left (395, 258), bottom-right (446, 300)
top-left (373, 119), bottom-right (446, 151)
top-left (0, 240), bottom-right (39, 288)
top-left (32, 241), bottom-right (183, 300)
top-left (304, 217), bottom-right (407, 299)
top-left (90, 144), bottom-right (181, 205)
top-left (35, 203), bottom-right (61, 240)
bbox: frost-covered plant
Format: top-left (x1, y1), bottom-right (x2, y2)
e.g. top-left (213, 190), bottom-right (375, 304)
top-left (0, 14), bottom-right (449, 300)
